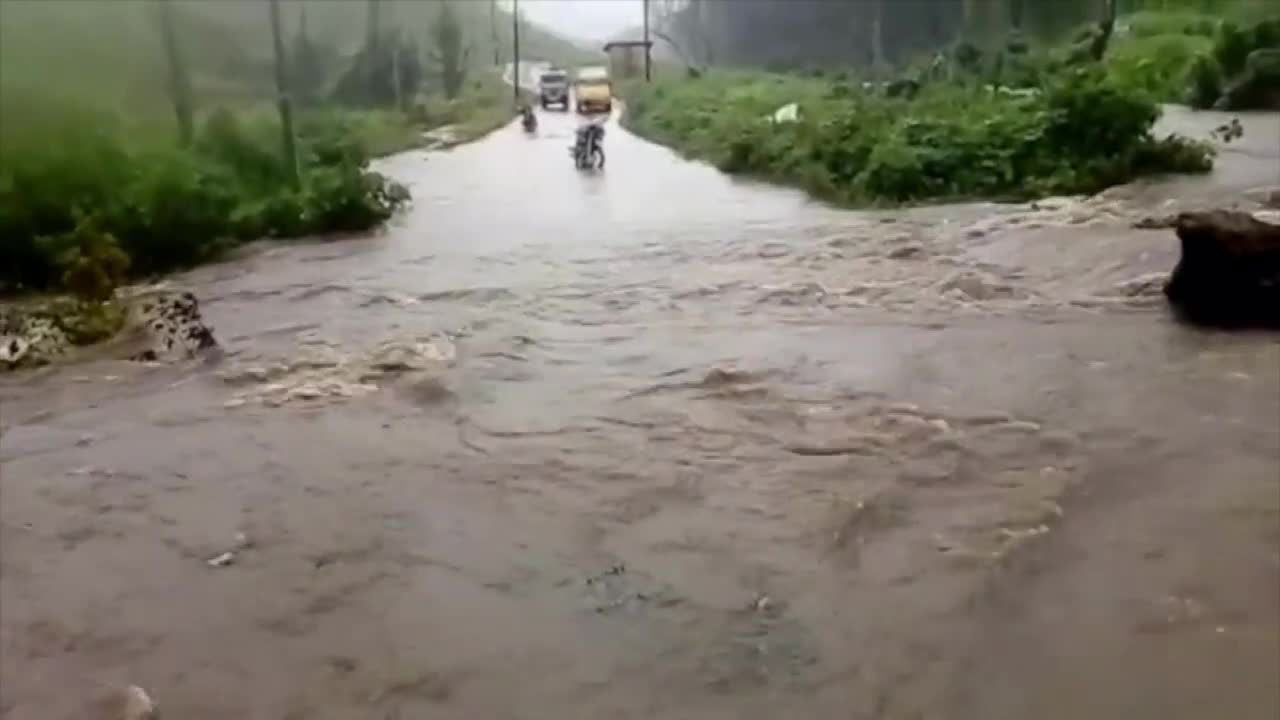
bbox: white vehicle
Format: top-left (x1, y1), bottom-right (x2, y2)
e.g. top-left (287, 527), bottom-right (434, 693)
top-left (538, 69), bottom-right (570, 110)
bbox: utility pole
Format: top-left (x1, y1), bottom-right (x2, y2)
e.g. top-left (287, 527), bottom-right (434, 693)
top-left (268, 0), bottom-right (299, 185)
top-left (643, 0), bottom-right (651, 81)
top-left (512, 0), bottom-right (521, 104)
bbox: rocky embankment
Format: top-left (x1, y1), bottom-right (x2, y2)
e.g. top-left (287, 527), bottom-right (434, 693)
top-left (0, 288), bottom-right (219, 371)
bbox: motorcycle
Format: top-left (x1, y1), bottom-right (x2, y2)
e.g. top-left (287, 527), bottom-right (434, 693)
top-left (571, 123), bottom-right (605, 170)
top-left (520, 106), bottom-right (537, 133)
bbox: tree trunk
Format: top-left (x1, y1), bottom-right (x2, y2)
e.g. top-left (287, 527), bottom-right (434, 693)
top-left (870, 0), bottom-right (886, 73)
top-left (390, 31), bottom-right (403, 109)
top-left (268, 0), bottom-right (300, 186)
top-left (490, 0), bottom-right (500, 66)
top-left (156, 0), bottom-right (194, 146)
top-left (1088, 0), bottom-right (1117, 61)
top-left (366, 0), bottom-right (381, 55)
top-left (512, 0), bottom-right (521, 105)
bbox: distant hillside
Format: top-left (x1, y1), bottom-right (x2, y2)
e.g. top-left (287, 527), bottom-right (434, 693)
top-left (0, 0), bottom-right (595, 126)
top-left (185, 0), bottom-right (599, 68)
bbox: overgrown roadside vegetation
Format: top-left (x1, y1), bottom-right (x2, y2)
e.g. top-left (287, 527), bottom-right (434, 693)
top-left (622, 66), bottom-right (1212, 205)
top-left (626, 3), bottom-right (1277, 206)
top-left (1106, 11), bottom-right (1280, 107)
top-left (0, 0), bottom-right (584, 299)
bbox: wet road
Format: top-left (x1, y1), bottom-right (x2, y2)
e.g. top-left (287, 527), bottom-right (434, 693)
top-left (1, 108), bottom-right (1278, 719)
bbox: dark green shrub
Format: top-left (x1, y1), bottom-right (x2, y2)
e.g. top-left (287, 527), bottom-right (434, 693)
top-left (623, 62), bottom-right (1212, 206)
top-left (232, 190), bottom-right (310, 239)
top-left (1, 108), bottom-right (411, 294)
top-left (1043, 68), bottom-right (1157, 161)
top-left (1135, 135), bottom-right (1215, 175)
top-left (103, 150), bottom-right (240, 274)
top-left (858, 134), bottom-right (928, 201)
top-left (57, 299), bottom-right (126, 346)
top-left (302, 166), bottom-right (406, 233)
top-left (1216, 47), bottom-right (1280, 110)
top-left (1253, 18), bottom-right (1280, 51)
top-left (1186, 54), bottom-right (1223, 108)
top-left (1213, 21), bottom-right (1251, 77)
top-left (0, 131), bottom-right (133, 290)
top-left (196, 108), bottom-right (284, 190)
top-left (49, 214), bottom-right (131, 302)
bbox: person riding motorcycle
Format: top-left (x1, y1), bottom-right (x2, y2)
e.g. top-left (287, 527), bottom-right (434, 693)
top-left (571, 121), bottom-right (605, 169)
top-left (520, 104), bottom-right (537, 132)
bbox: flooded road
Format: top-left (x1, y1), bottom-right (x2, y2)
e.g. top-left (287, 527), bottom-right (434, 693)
top-left (2, 108), bottom-right (1278, 719)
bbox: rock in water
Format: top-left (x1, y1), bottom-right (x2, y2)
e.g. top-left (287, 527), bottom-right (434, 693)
top-left (1164, 210), bottom-right (1280, 328)
top-left (126, 290), bottom-right (218, 362)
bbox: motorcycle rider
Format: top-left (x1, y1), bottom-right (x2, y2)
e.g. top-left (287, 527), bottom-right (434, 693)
top-left (520, 104), bottom-right (537, 132)
top-left (572, 120), bottom-right (605, 169)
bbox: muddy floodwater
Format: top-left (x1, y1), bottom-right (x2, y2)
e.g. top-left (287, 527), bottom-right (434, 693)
top-left (2, 108), bottom-right (1278, 719)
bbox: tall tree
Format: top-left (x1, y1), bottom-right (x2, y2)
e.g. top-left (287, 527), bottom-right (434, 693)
top-left (267, 0), bottom-right (299, 185)
top-left (1089, 0), bottom-right (1119, 61)
top-left (490, 0), bottom-right (501, 66)
top-left (432, 0), bottom-right (469, 100)
top-left (1009, 0), bottom-right (1025, 31)
top-left (156, 0), bottom-right (194, 146)
top-left (366, 0), bottom-right (382, 57)
top-left (870, 0), bottom-right (886, 74)
top-left (291, 7), bottom-right (327, 105)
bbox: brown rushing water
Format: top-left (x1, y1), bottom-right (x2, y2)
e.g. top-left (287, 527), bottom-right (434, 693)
top-left (1, 108), bottom-right (1278, 720)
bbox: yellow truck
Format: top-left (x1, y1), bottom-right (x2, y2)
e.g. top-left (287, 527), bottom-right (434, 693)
top-left (574, 66), bottom-right (612, 115)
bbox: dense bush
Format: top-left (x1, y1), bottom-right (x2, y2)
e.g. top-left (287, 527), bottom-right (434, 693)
top-left (1213, 21), bottom-right (1253, 77)
top-left (1187, 54), bottom-right (1225, 108)
top-left (623, 66), bottom-right (1213, 205)
top-left (46, 214), bottom-right (131, 302)
top-left (0, 110), bottom-right (409, 293)
top-left (1182, 15), bottom-right (1280, 109)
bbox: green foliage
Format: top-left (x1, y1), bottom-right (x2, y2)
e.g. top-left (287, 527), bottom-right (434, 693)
top-left (0, 111), bottom-right (409, 293)
top-left (196, 109), bottom-right (286, 190)
top-left (44, 214), bottom-right (131, 302)
top-left (1126, 11), bottom-right (1218, 38)
top-left (622, 63), bottom-right (1212, 206)
top-left (1101, 9), bottom-right (1279, 104)
top-left (1178, 14), bottom-right (1280, 109)
top-left (1216, 47), bottom-right (1280, 109)
top-left (1214, 21), bottom-right (1253, 76)
top-left (1105, 32), bottom-right (1212, 100)
top-left (1136, 135), bottom-right (1216, 175)
top-left (1186, 54), bottom-right (1224, 107)
top-left (53, 298), bottom-right (128, 346)
top-left (1253, 17), bottom-right (1280, 49)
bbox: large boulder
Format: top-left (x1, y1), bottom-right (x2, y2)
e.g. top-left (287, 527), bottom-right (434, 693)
top-left (1164, 210), bottom-right (1280, 328)
top-left (1214, 48), bottom-right (1280, 111)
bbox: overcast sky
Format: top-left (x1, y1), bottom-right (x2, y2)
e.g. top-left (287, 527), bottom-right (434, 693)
top-left (517, 0), bottom-right (645, 43)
